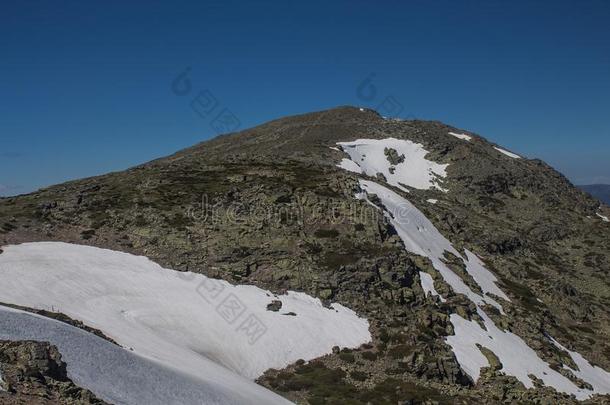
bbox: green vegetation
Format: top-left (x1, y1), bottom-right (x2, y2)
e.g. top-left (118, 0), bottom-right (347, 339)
top-left (349, 371), bottom-right (368, 382)
top-left (264, 362), bottom-right (450, 405)
top-left (338, 352), bottom-right (355, 363)
top-left (314, 229), bottom-right (339, 238)
top-left (360, 351), bottom-right (377, 361)
top-left (388, 344), bottom-right (413, 360)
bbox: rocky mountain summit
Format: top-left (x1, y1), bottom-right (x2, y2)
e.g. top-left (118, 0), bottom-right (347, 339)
top-left (1, 106), bottom-right (609, 404)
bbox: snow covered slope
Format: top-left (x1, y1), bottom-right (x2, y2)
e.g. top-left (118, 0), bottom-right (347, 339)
top-left (0, 242), bottom-right (371, 386)
top-left (445, 310), bottom-right (604, 397)
top-left (356, 180), bottom-right (506, 312)
top-left (337, 157), bottom-right (363, 174)
top-left (0, 305), bottom-right (291, 405)
top-left (551, 337), bottom-right (610, 395)
top-left (349, 178), bottom-right (610, 400)
top-left (336, 138), bottom-right (448, 192)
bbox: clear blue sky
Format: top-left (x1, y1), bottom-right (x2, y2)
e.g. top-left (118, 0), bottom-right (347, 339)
top-left (1, 0), bottom-right (609, 196)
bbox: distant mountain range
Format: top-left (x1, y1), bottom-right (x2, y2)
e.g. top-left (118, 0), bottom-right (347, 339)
top-left (578, 184), bottom-right (610, 205)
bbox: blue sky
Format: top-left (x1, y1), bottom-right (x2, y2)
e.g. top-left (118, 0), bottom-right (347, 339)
top-left (1, 0), bottom-right (609, 196)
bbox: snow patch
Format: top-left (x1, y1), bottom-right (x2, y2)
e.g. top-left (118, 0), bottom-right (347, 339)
top-left (0, 242), bottom-right (371, 382)
top-left (494, 147), bottom-right (521, 159)
top-left (337, 138), bottom-right (449, 192)
top-left (356, 180), bottom-right (505, 312)
top-left (0, 305), bottom-right (291, 404)
top-left (349, 179), bottom-right (610, 398)
top-left (551, 337), bottom-right (610, 395)
top-left (337, 158), bottom-right (363, 174)
top-left (448, 132), bottom-right (472, 141)
top-left (463, 250), bottom-right (510, 301)
top-left (419, 272), bottom-right (445, 302)
top-left (447, 311), bottom-right (597, 399)
top-left (596, 213), bottom-right (609, 222)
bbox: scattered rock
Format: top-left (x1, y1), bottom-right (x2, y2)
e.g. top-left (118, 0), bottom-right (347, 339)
top-left (384, 147), bottom-right (405, 165)
top-left (266, 300), bottom-right (282, 312)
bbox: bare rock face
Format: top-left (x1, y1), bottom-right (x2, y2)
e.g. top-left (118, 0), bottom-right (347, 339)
top-left (383, 147), bottom-right (405, 165)
top-left (0, 340), bottom-right (108, 404)
top-left (266, 300), bottom-right (282, 312)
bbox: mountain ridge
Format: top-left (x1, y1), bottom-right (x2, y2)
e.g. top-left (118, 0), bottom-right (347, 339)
top-left (578, 184), bottom-right (610, 205)
top-left (1, 106), bottom-right (609, 404)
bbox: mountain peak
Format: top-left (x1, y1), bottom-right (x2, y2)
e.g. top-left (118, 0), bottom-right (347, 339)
top-left (1, 108), bottom-right (609, 404)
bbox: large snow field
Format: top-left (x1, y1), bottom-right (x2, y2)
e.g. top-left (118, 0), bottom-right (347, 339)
top-left (0, 305), bottom-right (292, 405)
top-left (0, 242), bottom-right (371, 383)
top-left (350, 178), bottom-right (609, 399)
top-left (336, 138), bottom-right (448, 192)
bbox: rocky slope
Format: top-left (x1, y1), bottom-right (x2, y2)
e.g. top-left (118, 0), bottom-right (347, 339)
top-left (1, 106), bottom-right (609, 404)
top-left (0, 340), bottom-right (107, 404)
top-left (579, 184), bottom-right (610, 205)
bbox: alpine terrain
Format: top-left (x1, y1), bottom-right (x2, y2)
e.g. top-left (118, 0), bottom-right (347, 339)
top-left (1, 106), bottom-right (609, 404)
top-left (579, 185), bottom-right (610, 206)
